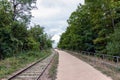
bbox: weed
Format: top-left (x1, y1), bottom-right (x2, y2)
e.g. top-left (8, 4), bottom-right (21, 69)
top-left (0, 49), bottom-right (51, 79)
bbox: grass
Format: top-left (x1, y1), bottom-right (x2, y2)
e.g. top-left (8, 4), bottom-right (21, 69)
top-left (0, 49), bottom-right (52, 79)
top-left (48, 52), bottom-right (59, 80)
top-left (66, 50), bottom-right (120, 80)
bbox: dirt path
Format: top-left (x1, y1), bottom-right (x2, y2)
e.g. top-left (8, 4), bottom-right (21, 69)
top-left (55, 50), bottom-right (112, 80)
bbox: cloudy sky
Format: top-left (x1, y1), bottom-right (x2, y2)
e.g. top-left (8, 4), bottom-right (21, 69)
top-left (31, 0), bottom-right (84, 47)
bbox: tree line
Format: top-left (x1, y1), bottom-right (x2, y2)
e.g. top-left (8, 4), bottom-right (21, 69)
top-left (58, 0), bottom-right (120, 56)
top-left (0, 0), bottom-right (52, 59)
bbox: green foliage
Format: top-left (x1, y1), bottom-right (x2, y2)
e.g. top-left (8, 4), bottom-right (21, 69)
top-left (23, 37), bottom-right (39, 51)
top-left (93, 38), bottom-right (106, 45)
top-left (29, 25), bottom-right (44, 41)
top-left (58, 0), bottom-right (120, 56)
top-left (0, 0), bottom-right (13, 58)
top-left (28, 25), bottom-right (53, 50)
top-left (11, 21), bottom-right (28, 41)
top-left (0, 0), bottom-right (53, 59)
top-left (58, 4), bottom-right (94, 52)
top-left (106, 27), bottom-right (120, 56)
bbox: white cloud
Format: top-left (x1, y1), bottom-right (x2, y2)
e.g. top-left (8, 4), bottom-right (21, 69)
top-left (31, 7), bottom-right (61, 19)
top-left (52, 35), bottom-right (60, 42)
top-left (31, 0), bottom-right (84, 47)
top-left (51, 34), bottom-right (60, 48)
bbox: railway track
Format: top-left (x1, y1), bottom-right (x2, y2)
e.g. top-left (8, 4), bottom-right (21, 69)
top-left (7, 51), bottom-right (56, 80)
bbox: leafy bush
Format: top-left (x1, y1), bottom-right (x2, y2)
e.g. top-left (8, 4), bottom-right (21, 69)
top-left (106, 27), bottom-right (120, 56)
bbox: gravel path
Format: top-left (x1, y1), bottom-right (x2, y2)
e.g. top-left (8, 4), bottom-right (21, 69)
top-left (55, 50), bottom-right (112, 80)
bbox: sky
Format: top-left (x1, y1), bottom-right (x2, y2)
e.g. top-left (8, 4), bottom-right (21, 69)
top-left (31, 0), bottom-right (84, 47)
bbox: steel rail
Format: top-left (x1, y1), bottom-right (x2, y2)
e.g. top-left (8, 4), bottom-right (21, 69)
top-left (8, 52), bottom-right (56, 80)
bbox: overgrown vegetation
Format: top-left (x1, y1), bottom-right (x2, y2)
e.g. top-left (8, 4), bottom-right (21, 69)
top-left (49, 52), bottom-right (59, 80)
top-left (106, 27), bottom-right (120, 56)
top-left (0, 0), bottom-right (53, 79)
top-left (0, 0), bottom-right (53, 59)
top-left (58, 0), bottom-right (120, 56)
top-left (0, 50), bottom-right (51, 79)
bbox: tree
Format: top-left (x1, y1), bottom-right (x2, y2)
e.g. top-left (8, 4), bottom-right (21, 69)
top-left (58, 0), bottom-right (120, 55)
top-left (29, 25), bottom-right (44, 41)
top-left (106, 26), bottom-right (120, 56)
top-left (10, 0), bottom-right (36, 23)
top-left (29, 25), bottom-right (53, 50)
top-left (0, 0), bottom-right (52, 60)
top-left (11, 21), bottom-right (29, 52)
top-left (58, 4), bottom-right (94, 51)
top-left (0, 0), bottom-right (13, 59)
